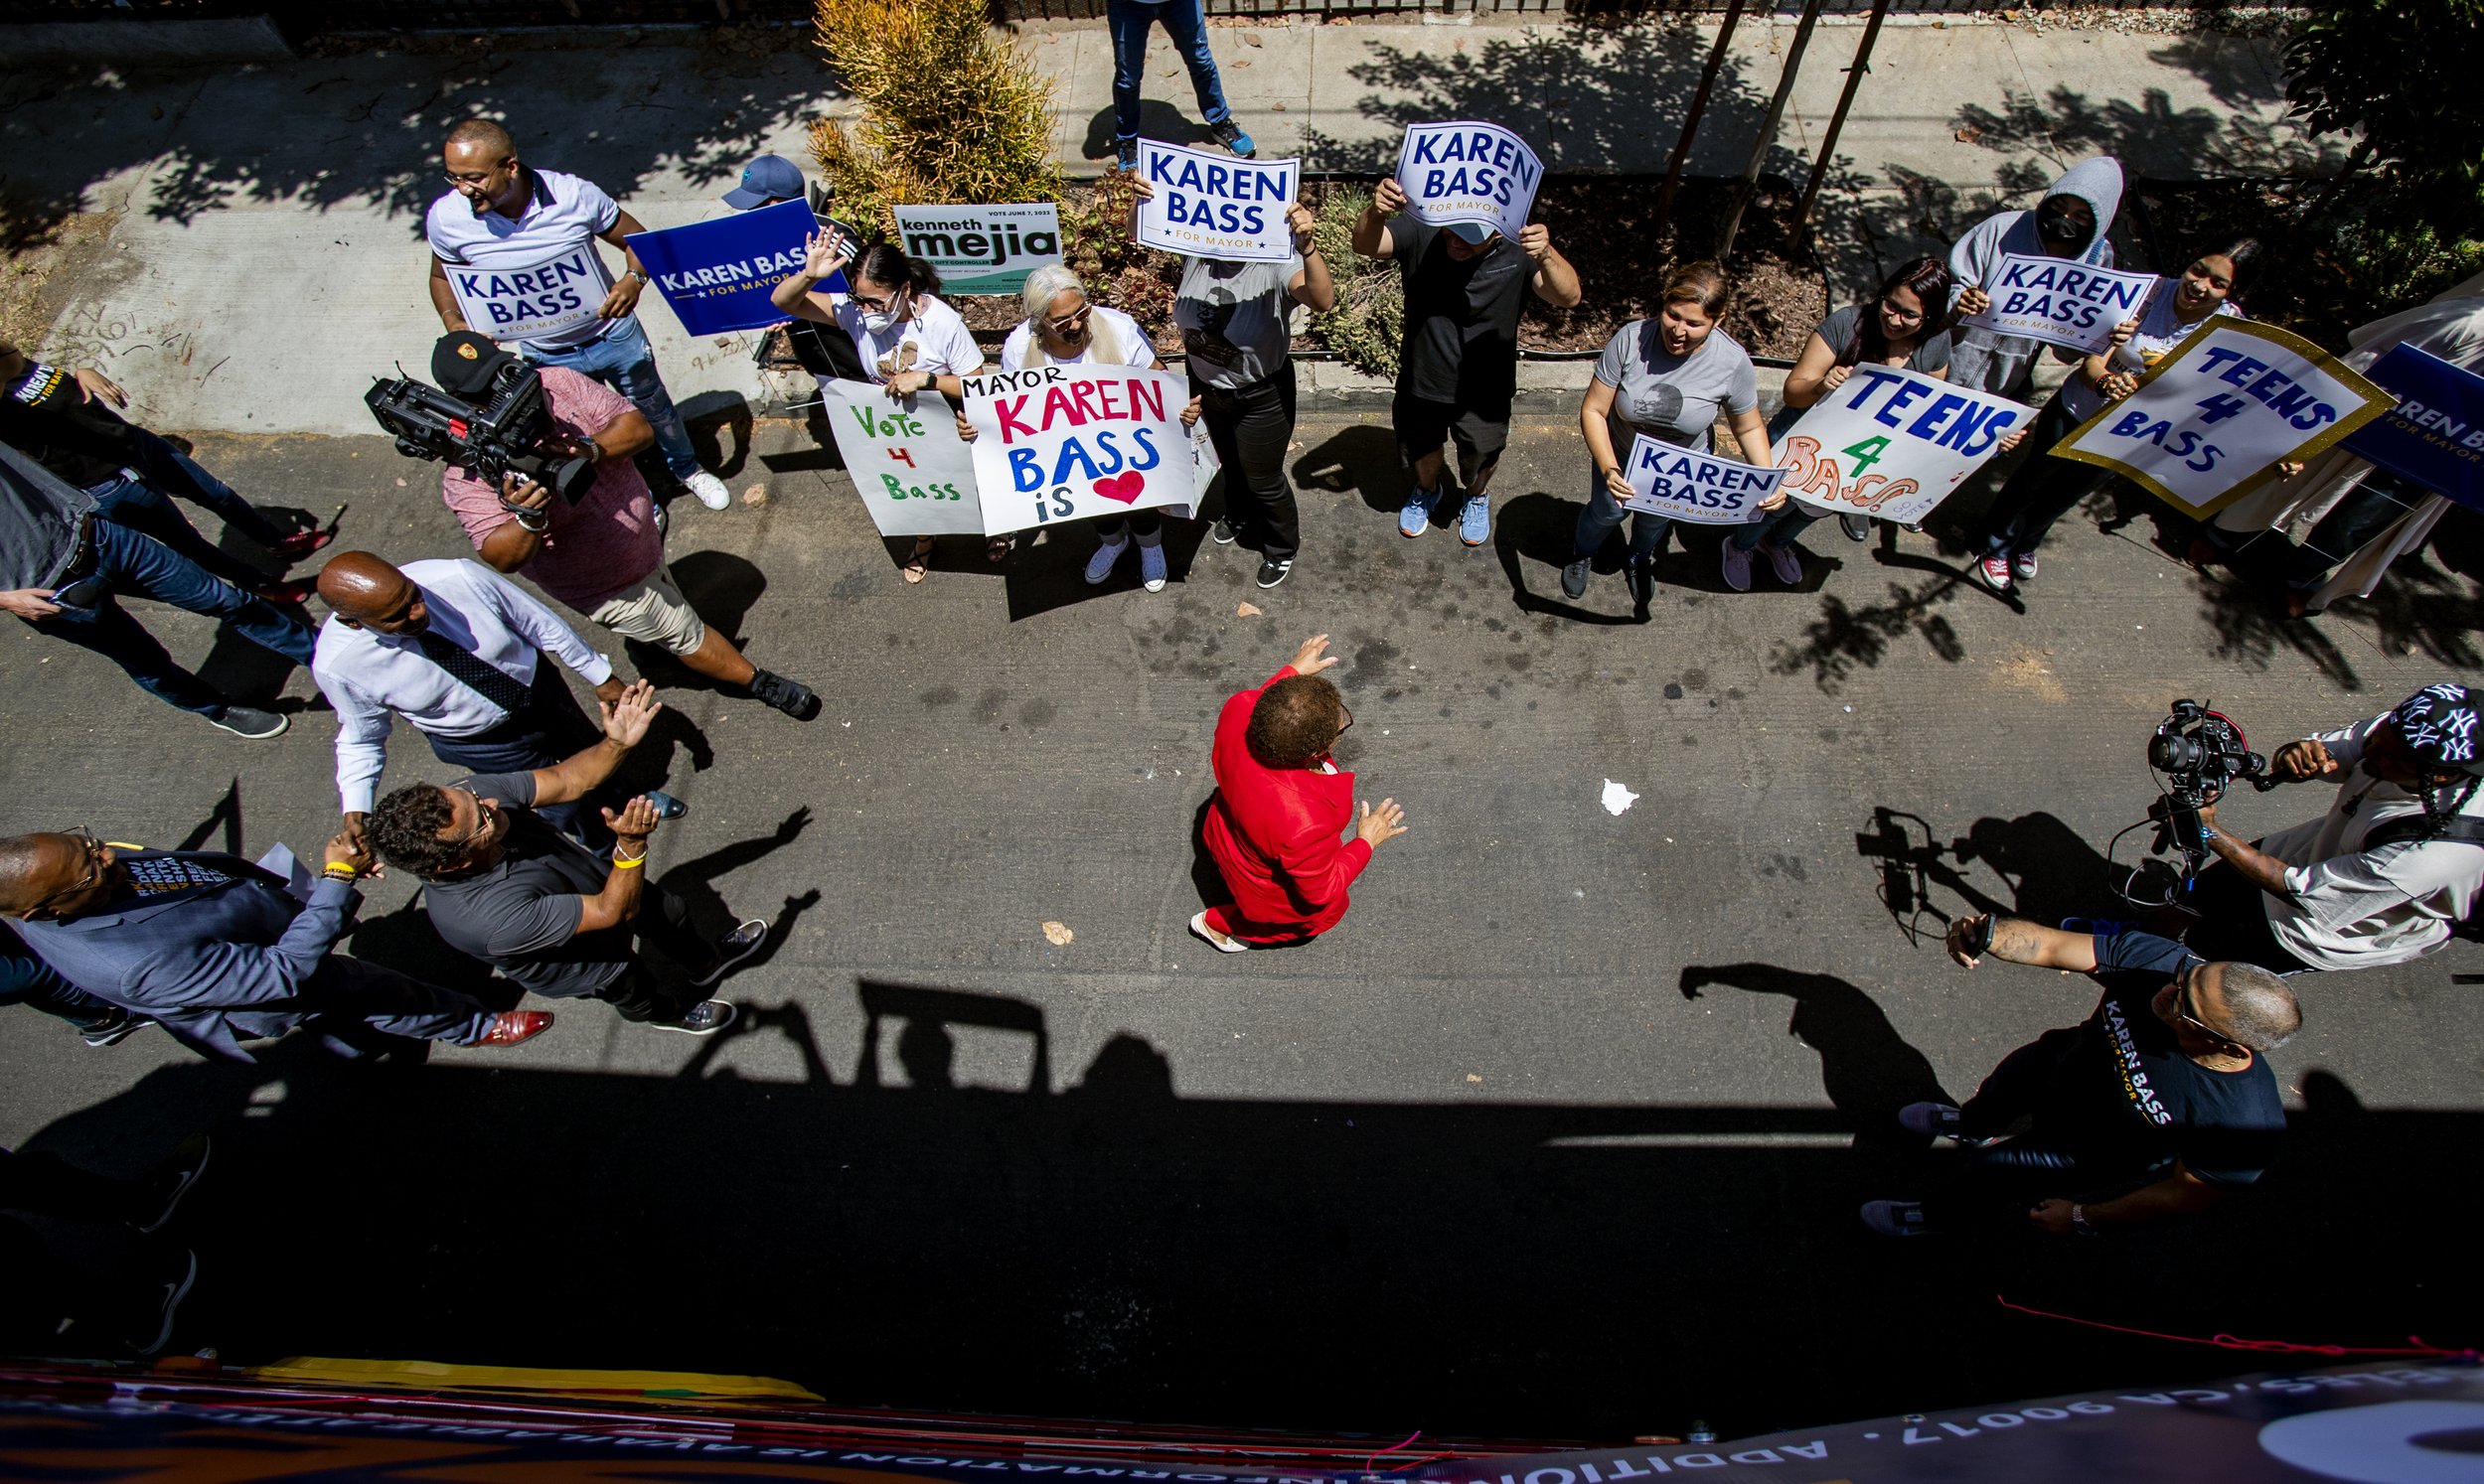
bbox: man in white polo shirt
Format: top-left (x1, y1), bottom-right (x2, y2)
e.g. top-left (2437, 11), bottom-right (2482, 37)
top-left (424, 118), bottom-right (732, 512)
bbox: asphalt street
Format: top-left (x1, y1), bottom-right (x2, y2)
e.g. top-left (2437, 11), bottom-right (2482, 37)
top-left (3, 408), bottom-right (2479, 1441)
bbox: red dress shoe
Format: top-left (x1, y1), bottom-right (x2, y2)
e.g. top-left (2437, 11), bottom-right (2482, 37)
top-left (268, 527), bottom-right (336, 561)
top-left (254, 578), bottom-right (316, 606)
top-left (475, 1010), bottom-right (553, 1047)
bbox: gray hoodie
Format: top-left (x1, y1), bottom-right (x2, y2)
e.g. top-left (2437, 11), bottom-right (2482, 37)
top-left (0, 439), bottom-right (90, 594)
top-left (1945, 156), bottom-right (2125, 397)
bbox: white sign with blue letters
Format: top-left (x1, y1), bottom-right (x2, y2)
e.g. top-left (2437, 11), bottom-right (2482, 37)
top-left (443, 243), bottom-right (608, 344)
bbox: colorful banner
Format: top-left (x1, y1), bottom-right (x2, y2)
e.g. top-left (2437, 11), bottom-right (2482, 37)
top-left (1136, 143), bottom-right (1300, 263)
top-left (1960, 253), bottom-right (2160, 355)
top-left (443, 243), bottom-right (608, 343)
top-left (1621, 436), bottom-right (1787, 524)
top-left (2339, 343), bottom-right (2484, 512)
top-left (892, 204), bottom-right (1062, 296)
top-left (1394, 121), bottom-right (1542, 242)
top-left (2052, 318), bottom-right (2394, 518)
top-left (625, 200), bottom-right (820, 336)
top-left (818, 378), bottom-right (985, 537)
top-left (1771, 366), bottom-right (2031, 524)
top-left (960, 365), bottom-right (1201, 536)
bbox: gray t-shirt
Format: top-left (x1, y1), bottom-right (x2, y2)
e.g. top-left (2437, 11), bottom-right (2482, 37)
top-left (1811, 303), bottom-right (1953, 377)
top-left (1176, 254), bottom-right (1302, 389)
top-left (419, 771), bottom-right (630, 1001)
top-left (1592, 320), bottom-right (1760, 456)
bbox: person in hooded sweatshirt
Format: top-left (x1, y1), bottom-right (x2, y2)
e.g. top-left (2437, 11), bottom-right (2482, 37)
top-left (1944, 158), bottom-right (2126, 399)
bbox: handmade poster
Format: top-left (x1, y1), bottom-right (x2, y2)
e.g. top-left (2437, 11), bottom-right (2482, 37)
top-left (2052, 318), bottom-right (2393, 518)
top-left (1621, 436), bottom-right (1787, 524)
top-left (1960, 253), bottom-right (2160, 355)
top-left (960, 365), bottom-right (1201, 535)
top-left (625, 200), bottom-right (818, 336)
top-left (892, 204), bottom-right (1062, 296)
top-left (442, 243), bottom-right (609, 343)
top-left (818, 378), bottom-right (985, 537)
top-left (1394, 120), bottom-right (1542, 243)
top-left (2338, 344), bottom-right (2484, 512)
top-left (1135, 143), bottom-right (1300, 263)
top-left (1771, 366), bottom-right (2032, 525)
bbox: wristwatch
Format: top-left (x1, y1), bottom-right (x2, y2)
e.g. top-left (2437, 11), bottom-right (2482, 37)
top-left (624, 268), bottom-right (649, 285)
top-left (2069, 1203), bottom-right (2097, 1236)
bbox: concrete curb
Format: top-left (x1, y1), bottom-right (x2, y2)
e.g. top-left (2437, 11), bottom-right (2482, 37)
top-left (6, 15), bottom-right (297, 63)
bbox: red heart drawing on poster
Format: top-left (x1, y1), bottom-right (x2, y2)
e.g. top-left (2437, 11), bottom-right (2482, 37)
top-left (1092, 471), bottom-right (1146, 504)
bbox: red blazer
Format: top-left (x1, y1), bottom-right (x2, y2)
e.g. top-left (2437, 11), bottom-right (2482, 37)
top-left (1202, 667), bottom-right (1371, 936)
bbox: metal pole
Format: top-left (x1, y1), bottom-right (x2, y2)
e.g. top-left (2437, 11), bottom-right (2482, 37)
top-left (1715, 0), bottom-right (1823, 262)
top-left (1793, 0), bottom-right (1889, 235)
top-left (1655, 0), bottom-right (1746, 231)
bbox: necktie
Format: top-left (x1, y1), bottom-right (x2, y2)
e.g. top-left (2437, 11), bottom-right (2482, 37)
top-left (413, 630), bottom-right (533, 716)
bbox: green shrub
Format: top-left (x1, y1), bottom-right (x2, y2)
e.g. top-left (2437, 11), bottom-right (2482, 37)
top-left (1307, 187), bottom-right (1402, 379)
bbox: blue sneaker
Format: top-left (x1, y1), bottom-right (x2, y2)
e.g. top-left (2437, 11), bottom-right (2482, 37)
top-left (1138, 537), bottom-right (1167, 593)
top-left (1458, 494), bottom-right (1490, 546)
top-left (1209, 120), bottom-right (1256, 159)
top-left (1398, 486), bottom-right (1437, 538)
top-left (1114, 136), bottom-right (1138, 170)
top-left (1085, 534), bottom-right (1129, 584)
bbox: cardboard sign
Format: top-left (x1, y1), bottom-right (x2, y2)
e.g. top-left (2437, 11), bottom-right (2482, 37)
top-left (2053, 319), bottom-right (2394, 518)
top-left (2339, 344), bottom-right (2484, 512)
top-left (443, 243), bottom-right (609, 343)
top-left (625, 199), bottom-right (817, 336)
top-left (1135, 143), bottom-right (1300, 263)
top-left (892, 204), bottom-right (1062, 296)
top-left (1394, 121), bottom-right (1542, 243)
top-left (1772, 366), bottom-right (2032, 524)
top-left (960, 365), bottom-right (1200, 536)
top-left (1621, 436), bottom-right (1787, 524)
top-left (1961, 253), bottom-right (2160, 355)
top-left (817, 378), bottom-right (985, 537)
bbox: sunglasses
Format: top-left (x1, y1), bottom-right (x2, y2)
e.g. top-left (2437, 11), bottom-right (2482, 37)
top-left (453, 788), bottom-right (503, 850)
top-left (1045, 304), bottom-right (1093, 334)
top-left (2169, 964), bottom-right (2234, 1046)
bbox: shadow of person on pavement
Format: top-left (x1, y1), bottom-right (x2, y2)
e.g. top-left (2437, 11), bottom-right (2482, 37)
top-left (1679, 963), bottom-right (1952, 1151)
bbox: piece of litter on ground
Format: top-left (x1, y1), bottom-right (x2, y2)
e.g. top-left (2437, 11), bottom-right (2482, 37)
top-left (1466, 1074), bottom-right (1482, 1083)
top-left (841, 721), bottom-right (851, 728)
top-left (1602, 779), bottom-right (1638, 816)
top-left (741, 484), bottom-right (769, 508)
top-left (1572, 888), bottom-right (1585, 898)
top-left (393, 477), bottom-right (407, 487)
top-left (1844, 705), bottom-right (1853, 712)
top-left (1041, 921), bottom-right (1074, 946)
top-left (1237, 601), bottom-right (1263, 617)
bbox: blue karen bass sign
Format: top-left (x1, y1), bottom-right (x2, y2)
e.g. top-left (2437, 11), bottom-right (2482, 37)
top-left (625, 199), bottom-right (839, 336)
top-left (2339, 344), bottom-right (2484, 512)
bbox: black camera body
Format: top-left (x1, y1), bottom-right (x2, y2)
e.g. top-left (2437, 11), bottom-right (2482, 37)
top-left (365, 360), bottom-right (595, 506)
top-left (2149, 699), bottom-right (2273, 871)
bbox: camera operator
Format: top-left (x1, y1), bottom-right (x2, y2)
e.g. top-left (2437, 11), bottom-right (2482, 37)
top-left (428, 332), bottom-right (818, 723)
top-left (2180, 682), bottom-right (2484, 974)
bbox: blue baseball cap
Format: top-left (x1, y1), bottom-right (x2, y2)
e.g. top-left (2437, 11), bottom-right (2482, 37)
top-left (722, 154), bottom-right (806, 211)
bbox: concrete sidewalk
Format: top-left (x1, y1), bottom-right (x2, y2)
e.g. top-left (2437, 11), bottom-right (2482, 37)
top-left (0, 12), bottom-right (2330, 439)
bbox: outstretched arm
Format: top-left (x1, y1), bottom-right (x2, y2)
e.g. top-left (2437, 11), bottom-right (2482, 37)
top-left (1944, 912), bottom-right (2100, 972)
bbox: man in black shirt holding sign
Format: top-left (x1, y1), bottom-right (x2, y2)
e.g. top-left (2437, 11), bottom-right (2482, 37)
top-left (1862, 917), bottom-right (2298, 1239)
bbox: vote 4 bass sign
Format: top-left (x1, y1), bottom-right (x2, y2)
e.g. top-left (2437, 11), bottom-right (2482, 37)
top-left (961, 365), bottom-right (1201, 536)
top-left (1772, 366), bottom-right (2032, 524)
top-left (443, 244), bottom-right (608, 343)
top-left (2052, 319), bottom-right (2393, 518)
top-left (1135, 143), bottom-right (1300, 263)
top-left (1961, 253), bottom-right (2159, 355)
top-left (1623, 436), bottom-right (1788, 523)
top-left (1394, 121), bottom-right (1543, 243)
top-left (818, 378), bottom-right (984, 538)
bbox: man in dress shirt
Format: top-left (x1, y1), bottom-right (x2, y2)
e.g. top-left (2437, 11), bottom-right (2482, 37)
top-left (313, 551), bottom-right (629, 850)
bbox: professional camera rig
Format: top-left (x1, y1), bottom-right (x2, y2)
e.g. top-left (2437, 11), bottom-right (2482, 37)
top-left (2109, 699), bottom-right (2283, 905)
top-left (365, 359), bottom-right (595, 505)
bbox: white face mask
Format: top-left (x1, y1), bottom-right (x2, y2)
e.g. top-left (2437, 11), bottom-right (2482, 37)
top-left (860, 310), bottom-right (896, 336)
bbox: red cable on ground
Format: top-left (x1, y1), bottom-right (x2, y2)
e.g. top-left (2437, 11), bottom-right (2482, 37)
top-left (1363, 1431), bottom-right (1450, 1476)
top-left (1995, 1294), bottom-right (2476, 1360)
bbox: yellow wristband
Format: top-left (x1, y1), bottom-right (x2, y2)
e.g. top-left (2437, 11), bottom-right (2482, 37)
top-left (611, 854), bottom-right (646, 869)
top-left (323, 865), bottom-right (359, 880)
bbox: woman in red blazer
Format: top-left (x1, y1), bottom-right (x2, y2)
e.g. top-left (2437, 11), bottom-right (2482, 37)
top-left (1192, 634), bottom-right (1409, 951)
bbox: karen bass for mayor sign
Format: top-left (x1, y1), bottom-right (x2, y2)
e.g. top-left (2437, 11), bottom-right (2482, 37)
top-left (625, 199), bottom-right (818, 336)
top-left (1395, 121), bottom-right (1542, 243)
top-left (1135, 142), bottom-right (1300, 263)
top-left (1961, 253), bottom-right (2159, 356)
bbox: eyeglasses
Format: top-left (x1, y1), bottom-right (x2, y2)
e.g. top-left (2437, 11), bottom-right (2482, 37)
top-left (443, 160), bottom-right (513, 188)
top-left (851, 285), bottom-right (908, 315)
top-left (2170, 964), bottom-right (2235, 1046)
top-left (1879, 297), bottom-right (1927, 325)
top-left (1335, 704), bottom-right (1354, 741)
top-left (23, 827), bottom-right (106, 919)
top-left (452, 788), bottom-right (502, 850)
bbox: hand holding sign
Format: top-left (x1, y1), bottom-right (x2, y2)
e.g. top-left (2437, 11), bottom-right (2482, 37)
top-left (1134, 142), bottom-right (1302, 262)
top-left (1772, 366), bottom-right (2031, 525)
top-left (1622, 437), bottom-right (1788, 524)
top-left (1393, 121), bottom-right (1543, 244)
top-left (1960, 254), bottom-right (2159, 356)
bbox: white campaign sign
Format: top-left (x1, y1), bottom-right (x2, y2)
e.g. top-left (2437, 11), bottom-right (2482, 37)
top-left (1394, 120), bottom-right (1542, 243)
top-left (1136, 142), bottom-right (1300, 263)
top-left (1773, 366), bottom-right (2032, 525)
top-left (2052, 318), bottom-right (2393, 518)
top-left (1621, 436), bottom-right (1787, 524)
top-left (819, 379), bottom-right (985, 537)
top-left (443, 243), bottom-right (609, 344)
top-left (961, 365), bottom-right (1201, 536)
top-left (1961, 253), bottom-right (2160, 355)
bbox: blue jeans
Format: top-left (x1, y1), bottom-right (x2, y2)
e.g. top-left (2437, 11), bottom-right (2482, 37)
top-left (88, 474), bottom-right (265, 591)
top-left (121, 424), bottom-right (287, 548)
top-left (527, 315), bottom-right (701, 483)
top-left (29, 519), bottom-right (314, 714)
top-left (1571, 467), bottom-right (1670, 566)
top-left (1109, 0), bottom-right (1233, 144)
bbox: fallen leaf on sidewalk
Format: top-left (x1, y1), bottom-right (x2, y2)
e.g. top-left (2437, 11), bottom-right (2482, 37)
top-left (1237, 601), bottom-right (1263, 617)
top-left (1042, 921), bottom-right (1074, 946)
top-left (1467, 1074), bottom-right (1483, 1084)
top-left (1271, 102), bottom-right (1287, 111)
top-left (1244, 30), bottom-right (1262, 44)
top-left (742, 484), bottom-right (769, 508)
top-left (1233, 56), bottom-right (1252, 66)
top-left (1954, 125), bottom-right (1983, 143)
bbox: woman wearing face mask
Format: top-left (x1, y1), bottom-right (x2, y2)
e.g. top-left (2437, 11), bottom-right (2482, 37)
top-left (1946, 157), bottom-right (2125, 399)
top-left (1723, 257), bottom-right (1956, 585)
top-left (1564, 262), bottom-right (1767, 607)
top-left (773, 234), bottom-right (989, 582)
top-left (1000, 264), bottom-right (1202, 594)
top-left (1965, 239), bottom-right (2258, 594)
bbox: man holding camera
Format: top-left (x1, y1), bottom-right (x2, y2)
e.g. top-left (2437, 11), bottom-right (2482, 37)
top-left (428, 332), bottom-right (818, 722)
top-left (2180, 682), bottom-right (2484, 974)
top-left (425, 118), bottom-right (732, 513)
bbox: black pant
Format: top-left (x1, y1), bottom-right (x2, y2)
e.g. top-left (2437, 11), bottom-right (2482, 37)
top-left (1195, 362), bottom-right (1301, 562)
top-left (1970, 388), bottom-right (2102, 558)
top-left (2178, 859), bottom-right (2312, 973)
top-left (597, 884), bottom-right (712, 1022)
top-left (427, 662), bottom-right (604, 841)
top-left (1923, 1027), bottom-right (2122, 1230)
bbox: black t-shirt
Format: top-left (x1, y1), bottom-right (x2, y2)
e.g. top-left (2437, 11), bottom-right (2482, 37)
top-left (1391, 216), bottom-right (1530, 410)
top-left (417, 771), bottom-right (633, 1000)
top-left (0, 363), bottom-right (148, 489)
top-left (2040, 931), bottom-right (2285, 1189)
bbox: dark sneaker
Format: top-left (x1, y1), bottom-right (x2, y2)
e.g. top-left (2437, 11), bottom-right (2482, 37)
top-left (1114, 136), bottom-right (1138, 170)
top-left (1255, 557), bottom-right (1292, 589)
top-left (1210, 519), bottom-right (1239, 545)
top-left (1839, 513), bottom-right (1871, 542)
top-left (1561, 556), bottom-right (1591, 599)
top-left (1625, 561), bottom-right (1656, 606)
top-left (653, 999), bottom-right (739, 1036)
top-left (79, 1008), bottom-right (149, 1049)
top-left (131, 1249), bottom-right (198, 1357)
top-left (1860, 1200), bottom-right (1937, 1239)
top-left (749, 668), bottom-right (821, 721)
top-left (692, 918), bottom-right (770, 987)
top-left (207, 705), bottom-right (288, 739)
top-left (1899, 1101), bottom-right (2003, 1148)
top-left (134, 1134), bottom-right (211, 1234)
top-left (1209, 120), bottom-right (1256, 158)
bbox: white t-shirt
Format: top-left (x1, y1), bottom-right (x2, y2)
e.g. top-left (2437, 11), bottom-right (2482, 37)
top-left (2058, 279), bottom-right (2241, 422)
top-left (819, 291), bottom-right (984, 384)
top-left (999, 304), bottom-right (1156, 371)
top-left (2257, 710), bottom-right (2484, 970)
top-left (424, 168), bottom-right (626, 352)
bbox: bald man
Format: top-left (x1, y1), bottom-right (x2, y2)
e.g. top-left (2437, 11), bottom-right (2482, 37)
top-left (312, 552), bottom-right (628, 851)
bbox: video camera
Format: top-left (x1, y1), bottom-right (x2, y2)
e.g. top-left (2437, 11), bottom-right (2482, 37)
top-left (2147, 699), bottom-right (2278, 876)
top-left (365, 360), bottom-right (595, 505)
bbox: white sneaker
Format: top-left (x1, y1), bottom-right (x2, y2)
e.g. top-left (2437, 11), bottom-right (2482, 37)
top-left (682, 471), bottom-right (731, 511)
